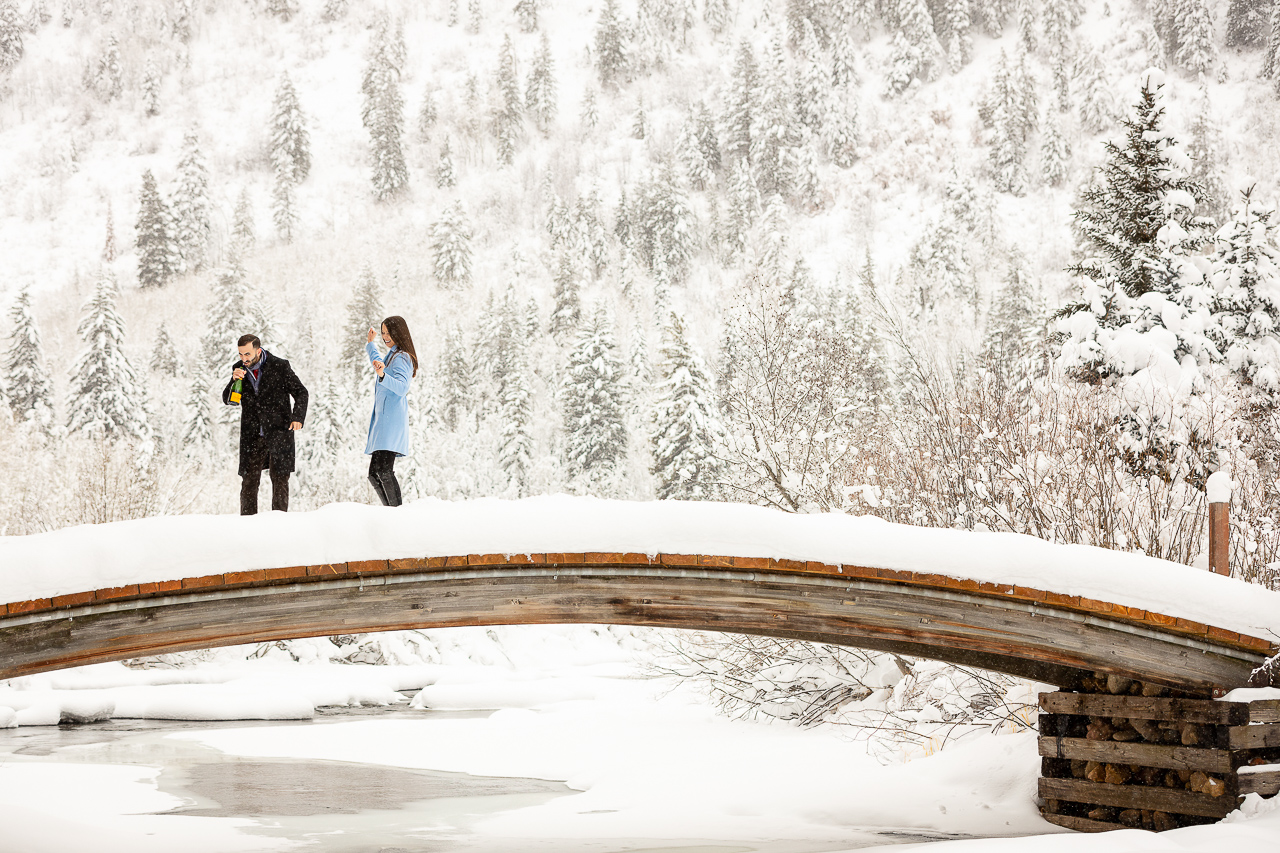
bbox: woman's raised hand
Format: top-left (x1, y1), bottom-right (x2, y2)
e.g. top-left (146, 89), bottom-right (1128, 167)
top-left (367, 327), bottom-right (377, 344)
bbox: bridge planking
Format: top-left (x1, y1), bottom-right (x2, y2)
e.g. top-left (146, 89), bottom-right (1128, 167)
top-left (1, 553), bottom-right (1274, 689)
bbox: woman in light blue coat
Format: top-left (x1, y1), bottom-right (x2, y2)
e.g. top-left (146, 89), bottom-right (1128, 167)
top-left (364, 315), bottom-right (418, 506)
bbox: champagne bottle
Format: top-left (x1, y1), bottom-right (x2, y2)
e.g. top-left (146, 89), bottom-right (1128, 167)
top-left (230, 377), bottom-right (242, 404)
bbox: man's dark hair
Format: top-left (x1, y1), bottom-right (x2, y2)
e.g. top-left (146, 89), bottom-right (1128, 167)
top-left (237, 334), bottom-right (261, 348)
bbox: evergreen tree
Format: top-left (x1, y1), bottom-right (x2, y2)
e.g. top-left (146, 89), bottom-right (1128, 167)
top-left (321, 0), bottom-right (349, 22)
top-left (271, 73), bottom-right (310, 184)
top-left (467, 0), bottom-right (482, 34)
top-left (631, 98), bottom-right (647, 140)
top-left (635, 162), bottom-right (696, 283)
top-left (678, 110), bottom-right (713, 190)
top-left (418, 89), bottom-right (438, 141)
top-left (1174, 0), bottom-right (1218, 76)
top-left (724, 158), bottom-right (759, 260)
top-left (824, 96), bottom-right (859, 168)
top-left (439, 325), bottom-right (473, 430)
top-left (750, 37), bottom-right (799, 198)
top-left (575, 187), bottom-right (610, 278)
top-left (888, 0), bottom-right (944, 93)
top-left (1207, 189), bottom-right (1280, 416)
top-left (560, 308), bottom-right (628, 485)
top-left (550, 252), bottom-right (582, 341)
top-left (515, 0), bottom-right (539, 33)
top-left (180, 369), bottom-right (214, 451)
top-left (103, 202), bottom-right (117, 262)
top-left (362, 20), bottom-right (408, 200)
top-left (1068, 78), bottom-right (1206, 305)
top-left (1075, 46), bottom-right (1112, 134)
top-left (1040, 108), bottom-right (1070, 187)
top-left (340, 264), bottom-right (383, 386)
top-left (0, 0), bottom-right (23, 73)
top-left (723, 40), bottom-right (758, 165)
top-left (793, 22), bottom-right (828, 132)
top-left (66, 270), bottom-right (147, 441)
top-left (266, 0), bottom-right (298, 21)
top-left (272, 151), bottom-right (298, 243)
top-left (944, 0), bottom-right (974, 70)
top-left (141, 55), bottom-right (160, 116)
top-left (498, 355), bottom-right (535, 494)
top-left (650, 311), bottom-right (726, 500)
top-left (89, 33), bottom-right (121, 100)
top-left (493, 34), bottom-right (524, 165)
top-left (436, 137), bottom-right (457, 188)
top-left (135, 169), bottom-right (179, 289)
top-left (4, 286), bottom-right (53, 425)
top-left (430, 201), bottom-right (474, 288)
top-left (981, 249), bottom-right (1043, 392)
top-left (232, 187), bottom-right (255, 256)
top-left (1015, 0), bottom-right (1038, 53)
top-left (1266, 3), bottom-right (1280, 81)
top-left (154, 322), bottom-right (180, 376)
top-left (200, 260), bottom-right (252, 374)
top-left (580, 85), bottom-right (599, 130)
top-left (1186, 87), bottom-right (1230, 224)
top-left (173, 130), bottom-right (211, 272)
top-left (704, 0), bottom-right (730, 33)
top-left (595, 0), bottom-right (629, 88)
top-left (522, 43), bottom-right (556, 134)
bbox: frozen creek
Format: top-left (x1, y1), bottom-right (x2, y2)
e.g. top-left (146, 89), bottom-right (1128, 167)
top-left (0, 699), bottom-right (972, 853)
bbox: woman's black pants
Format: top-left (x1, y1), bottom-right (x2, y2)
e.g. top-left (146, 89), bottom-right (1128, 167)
top-left (368, 450), bottom-right (402, 507)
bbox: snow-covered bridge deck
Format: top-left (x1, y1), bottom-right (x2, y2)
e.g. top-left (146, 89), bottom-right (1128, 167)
top-left (2, 497), bottom-right (1277, 691)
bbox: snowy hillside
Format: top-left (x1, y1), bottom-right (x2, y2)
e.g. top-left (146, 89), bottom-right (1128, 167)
top-left (1, 0), bottom-right (1278, 563)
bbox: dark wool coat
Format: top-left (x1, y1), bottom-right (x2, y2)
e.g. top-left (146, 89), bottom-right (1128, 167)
top-left (222, 351), bottom-right (309, 476)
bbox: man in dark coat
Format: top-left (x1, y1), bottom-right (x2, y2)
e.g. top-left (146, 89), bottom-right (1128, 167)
top-left (222, 334), bottom-right (309, 515)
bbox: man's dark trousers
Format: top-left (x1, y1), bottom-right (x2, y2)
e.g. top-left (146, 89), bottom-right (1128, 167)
top-left (240, 436), bottom-right (291, 514)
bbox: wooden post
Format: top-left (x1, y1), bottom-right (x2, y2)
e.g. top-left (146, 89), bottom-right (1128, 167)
top-left (1209, 502), bottom-right (1229, 577)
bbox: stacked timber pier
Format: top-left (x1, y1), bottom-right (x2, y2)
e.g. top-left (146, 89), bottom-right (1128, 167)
top-left (1039, 677), bottom-right (1280, 832)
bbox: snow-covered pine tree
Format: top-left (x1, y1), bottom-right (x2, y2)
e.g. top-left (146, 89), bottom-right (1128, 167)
top-left (1040, 108), bottom-right (1070, 187)
top-left (135, 169), bottom-right (179, 289)
top-left (750, 37), bottom-right (799, 199)
top-left (89, 33), bottom-right (121, 100)
top-left (1015, 0), bottom-right (1038, 53)
top-left (650, 311), bottom-right (726, 500)
top-left (361, 18), bottom-right (408, 200)
top-left (724, 158), bottom-right (759, 261)
top-left (439, 325), bottom-right (474, 430)
top-left (4, 286), bottom-right (53, 425)
top-left (580, 85), bottom-right (600, 130)
top-left (154, 322), bottom-right (180, 376)
top-left (678, 111), bottom-right (713, 190)
top-left (199, 260), bottom-right (252, 374)
top-left (888, 0), bottom-right (944, 93)
top-left (271, 149), bottom-right (298, 243)
top-left (266, 0), bottom-right (297, 21)
top-left (271, 73), bottom-right (310, 185)
top-left (1075, 46), bottom-right (1113, 134)
top-left (550, 251), bottom-right (582, 341)
top-left (1206, 189), bottom-right (1280, 420)
top-left (704, 0), bottom-right (729, 33)
top-left (172, 130), bottom-right (211, 272)
top-left (467, 0), bottom-right (482, 34)
top-left (1266, 5), bottom-right (1280, 81)
top-left (793, 22), bottom-right (828, 133)
top-left (515, 0), bottom-right (538, 32)
top-left (595, 0), bottom-right (629, 88)
top-left (321, 0), bottom-right (348, 22)
top-left (493, 34), bottom-right (524, 165)
top-left (1186, 87), bottom-right (1230, 224)
top-left (944, 0), bottom-right (974, 70)
top-left (103, 202), bottom-right (116, 262)
top-left (340, 264), bottom-right (383, 386)
top-left (430, 201), bottom-right (474, 288)
top-left (141, 55), bottom-right (160, 116)
top-left (1174, 0), bottom-right (1217, 76)
top-left (1225, 0), bottom-right (1269, 47)
top-left (560, 307), bottom-right (629, 486)
top-left (498, 354), bottom-right (535, 494)
top-left (575, 187), bottom-right (610, 278)
top-left (232, 187), bottom-right (255, 256)
top-left (66, 269), bottom-right (148, 441)
top-left (0, 0), bottom-right (24, 73)
top-left (179, 369), bottom-right (213, 451)
top-left (722, 40), bottom-right (758, 165)
top-left (436, 137), bottom-right (456, 188)
top-left (636, 162), bottom-right (696, 283)
top-left (909, 214), bottom-right (971, 315)
top-left (1067, 76), bottom-right (1206, 306)
top-left (417, 89), bottom-right (438, 140)
top-left (525, 32), bottom-right (556, 136)
top-left (980, 249), bottom-right (1043, 392)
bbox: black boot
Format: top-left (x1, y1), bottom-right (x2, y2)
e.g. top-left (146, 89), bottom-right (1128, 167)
top-left (368, 473), bottom-right (390, 506)
top-left (380, 471), bottom-right (403, 507)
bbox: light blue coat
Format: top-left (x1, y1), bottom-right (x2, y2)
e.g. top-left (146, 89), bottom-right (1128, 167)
top-left (364, 342), bottom-right (413, 456)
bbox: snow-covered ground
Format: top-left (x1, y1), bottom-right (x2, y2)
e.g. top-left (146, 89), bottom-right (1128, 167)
top-left (2, 625), bottom-right (1279, 853)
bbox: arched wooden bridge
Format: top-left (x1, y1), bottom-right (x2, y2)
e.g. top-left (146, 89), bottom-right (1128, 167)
top-left (1, 551), bottom-right (1274, 692)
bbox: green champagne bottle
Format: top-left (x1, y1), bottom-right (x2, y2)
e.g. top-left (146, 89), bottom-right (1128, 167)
top-left (230, 377), bottom-right (242, 404)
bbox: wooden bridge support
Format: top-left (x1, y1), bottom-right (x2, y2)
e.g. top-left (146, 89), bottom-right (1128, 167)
top-left (1038, 684), bottom-right (1280, 832)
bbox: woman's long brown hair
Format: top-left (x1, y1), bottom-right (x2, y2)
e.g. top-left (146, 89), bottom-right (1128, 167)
top-left (382, 315), bottom-right (419, 377)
